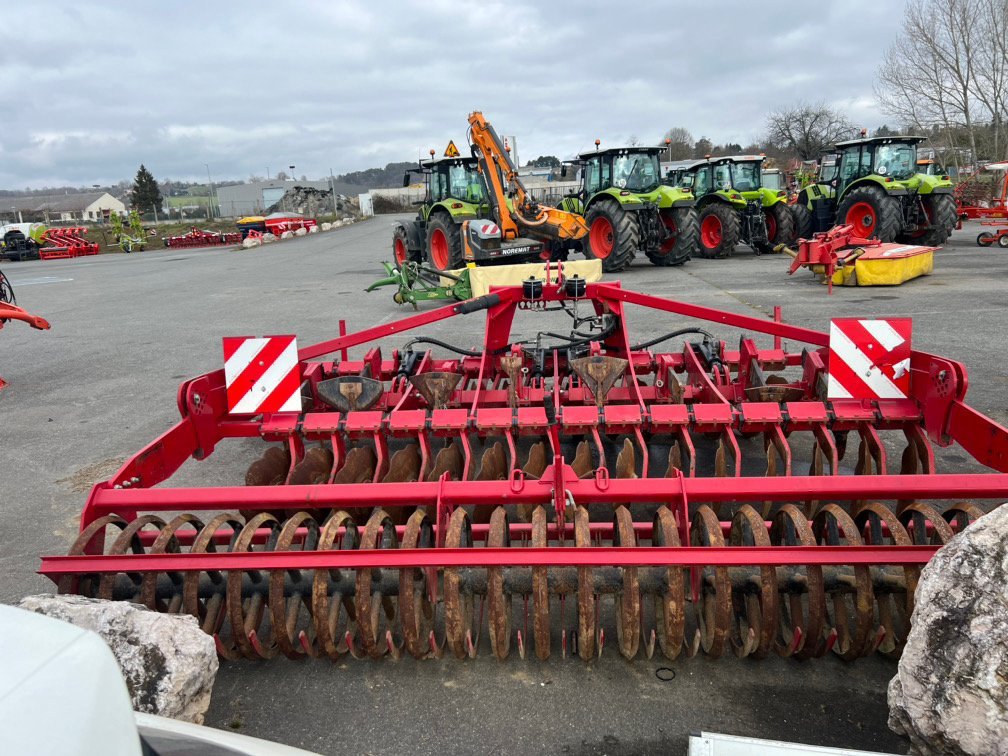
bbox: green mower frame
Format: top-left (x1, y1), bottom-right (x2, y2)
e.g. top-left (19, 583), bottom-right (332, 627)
top-left (559, 146), bottom-right (698, 272)
top-left (792, 135), bottom-right (957, 246)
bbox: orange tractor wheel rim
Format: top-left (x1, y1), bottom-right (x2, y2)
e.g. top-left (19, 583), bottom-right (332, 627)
top-left (430, 229), bottom-right (450, 270)
top-left (845, 202), bottom-right (877, 237)
top-left (394, 238), bottom-right (408, 265)
top-left (765, 210), bottom-right (777, 242)
top-left (701, 214), bottom-right (722, 249)
top-left (590, 216), bottom-right (614, 259)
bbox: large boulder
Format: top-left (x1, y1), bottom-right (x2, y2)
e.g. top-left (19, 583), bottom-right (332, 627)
top-left (280, 230), bottom-right (294, 240)
top-left (294, 227), bottom-right (308, 237)
top-left (320, 222), bottom-right (332, 232)
top-left (888, 505), bottom-right (1008, 754)
top-left (241, 236), bottom-right (261, 249)
top-left (16, 595), bottom-right (218, 724)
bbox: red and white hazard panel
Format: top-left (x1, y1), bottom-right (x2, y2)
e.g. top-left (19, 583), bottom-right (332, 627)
top-left (223, 335), bottom-right (302, 414)
top-left (827, 318), bottom-right (912, 400)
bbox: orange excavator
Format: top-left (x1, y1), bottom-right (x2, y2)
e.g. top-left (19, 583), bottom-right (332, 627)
top-left (461, 111), bottom-right (590, 263)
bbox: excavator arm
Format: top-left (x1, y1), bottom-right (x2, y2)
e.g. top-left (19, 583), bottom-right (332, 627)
top-left (467, 111), bottom-right (588, 244)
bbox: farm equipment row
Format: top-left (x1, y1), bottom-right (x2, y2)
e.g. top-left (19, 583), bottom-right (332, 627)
top-left (163, 227), bottom-right (242, 249)
top-left (37, 227), bottom-right (100, 260)
top-left (41, 270), bottom-right (1008, 664)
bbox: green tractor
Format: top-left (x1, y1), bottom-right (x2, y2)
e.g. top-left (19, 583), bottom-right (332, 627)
top-left (675, 155), bottom-right (794, 259)
top-left (392, 156), bottom-right (492, 272)
top-left (792, 135), bottom-right (957, 246)
top-left (559, 146), bottom-right (698, 272)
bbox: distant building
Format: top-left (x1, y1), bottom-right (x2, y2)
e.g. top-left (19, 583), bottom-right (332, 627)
top-left (3, 191), bottom-right (126, 223)
top-left (215, 179), bottom-right (336, 218)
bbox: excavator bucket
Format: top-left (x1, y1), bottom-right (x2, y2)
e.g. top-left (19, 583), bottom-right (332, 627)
top-left (40, 266), bottom-right (1008, 664)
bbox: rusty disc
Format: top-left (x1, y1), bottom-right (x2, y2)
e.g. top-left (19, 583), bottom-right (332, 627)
top-left (311, 510), bottom-right (358, 661)
top-left (140, 513), bottom-right (207, 613)
top-left (487, 507), bottom-right (512, 660)
top-left (268, 511), bottom-right (320, 659)
top-left (531, 505), bottom-right (550, 660)
top-left (812, 504), bottom-right (873, 660)
top-left (444, 507), bottom-right (475, 659)
top-left (226, 512), bottom-right (281, 659)
top-left (652, 506), bottom-right (685, 660)
top-left (690, 505), bottom-right (730, 658)
top-left (355, 508), bottom-right (398, 659)
top-left (574, 505), bottom-right (596, 660)
top-left (769, 504), bottom-right (825, 659)
top-left (729, 505), bottom-right (778, 659)
top-left (613, 506), bottom-right (641, 659)
top-left (399, 509), bottom-right (435, 659)
top-left (60, 515), bottom-right (130, 596)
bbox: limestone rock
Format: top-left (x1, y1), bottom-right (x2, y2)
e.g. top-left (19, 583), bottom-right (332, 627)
top-left (16, 595), bottom-right (218, 724)
top-left (262, 233), bottom-right (277, 243)
top-left (241, 236), bottom-right (261, 249)
top-left (888, 505), bottom-right (1008, 755)
top-left (320, 222), bottom-right (332, 231)
top-left (280, 230), bottom-right (294, 240)
top-left (308, 225), bottom-right (319, 233)
top-left (294, 227), bottom-right (308, 236)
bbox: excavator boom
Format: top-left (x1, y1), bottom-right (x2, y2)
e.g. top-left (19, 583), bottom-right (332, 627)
top-left (468, 111), bottom-right (589, 245)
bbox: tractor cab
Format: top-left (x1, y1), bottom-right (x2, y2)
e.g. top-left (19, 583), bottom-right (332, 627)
top-left (574, 146), bottom-right (664, 196)
top-left (404, 157), bottom-right (487, 211)
top-left (830, 136), bottom-right (921, 196)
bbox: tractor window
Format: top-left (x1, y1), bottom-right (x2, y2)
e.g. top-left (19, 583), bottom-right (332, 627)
top-left (839, 150), bottom-right (862, 183)
top-left (613, 153), bottom-right (660, 192)
top-left (874, 143), bottom-right (916, 180)
top-left (429, 170), bottom-right (448, 202)
top-left (731, 162), bottom-right (761, 191)
top-left (693, 165), bottom-right (712, 195)
top-left (584, 157), bottom-right (610, 194)
top-left (761, 171), bottom-right (782, 191)
top-left (819, 155), bottom-right (839, 182)
top-left (447, 164), bottom-right (485, 203)
top-left (713, 164), bottom-right (732, 190)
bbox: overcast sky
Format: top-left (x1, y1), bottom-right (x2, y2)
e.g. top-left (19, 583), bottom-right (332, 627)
top-left (2, 1), bottom-right (904, 189)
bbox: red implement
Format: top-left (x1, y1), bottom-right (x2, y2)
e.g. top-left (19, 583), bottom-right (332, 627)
top-left (41, 269), bottom-right (1008, 663)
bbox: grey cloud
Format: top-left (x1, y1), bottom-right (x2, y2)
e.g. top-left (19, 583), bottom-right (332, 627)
top-left (2, 0), bottom-right (904, 188)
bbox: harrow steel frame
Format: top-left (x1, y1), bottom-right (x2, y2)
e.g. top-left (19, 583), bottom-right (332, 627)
top-left (40, 276), bottom-right (1008, 661)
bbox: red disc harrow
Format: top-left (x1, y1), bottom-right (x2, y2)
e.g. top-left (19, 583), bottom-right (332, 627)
top-left (41, 269), bottom-right (1008, 663)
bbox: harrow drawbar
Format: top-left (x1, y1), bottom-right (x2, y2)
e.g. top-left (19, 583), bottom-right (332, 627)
top-left (41, 271), bottom-right (1008, 664)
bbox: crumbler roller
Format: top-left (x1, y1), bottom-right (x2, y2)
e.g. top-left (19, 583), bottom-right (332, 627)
top-left (40, 266), bottom-right (1008, 663)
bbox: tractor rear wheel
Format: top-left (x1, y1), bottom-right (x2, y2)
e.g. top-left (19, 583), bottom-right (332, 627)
top-left (836, 186), bottom-right (902, 242)
top-left (908, 194), bottom-right (958, 247)
top-left (426, 215), bottom-right (463, 272)
top-left (791, 202), bottom-right (814, 241)
top-left (584, 199), bottom-right (638, 272)
top-left (646, 207), bottom-right (697, 267)
top-left (760, 203), bottom-right (795, 252)
top-left (392, 226), bottom-right (413, 266)
top-left (696, 203), bottom-right (740, 259)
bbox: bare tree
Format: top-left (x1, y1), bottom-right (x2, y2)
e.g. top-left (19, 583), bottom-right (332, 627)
top-left (662, 127), bottom-right (694, 160)
top-left (875, 0), bottom-right (1008, 166)
top-left (626, 134), bottom-right (642, 147)
top-left (765, 101), bottom-right (854, 159)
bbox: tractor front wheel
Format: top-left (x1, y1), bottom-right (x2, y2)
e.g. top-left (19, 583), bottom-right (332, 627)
top-left (646, 207), bottom-right (697, 267)
top-left (584, 199), bottom-right (638, 272)
top-left (696, 203), bottom-right (741, 259)
top-left (836, 186), bottom-right (902, 242)
top-left (761, 202), bottom-right (795, 251)
top-left (392, 226), bottom-right (413, 266)
top-left (791, 202), bottom-right (814, 241)
top-left (907, 194), bottom-right (958, 247)
top-left (426, 215), bottom-right (463, 272)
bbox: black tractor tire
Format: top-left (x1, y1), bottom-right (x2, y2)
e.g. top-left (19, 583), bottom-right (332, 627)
top-left (836, 185), bottom-right (903, 242)
top-left (761, 202), bottom-right (795, 251)
top-left (696, 202), bottom-right (741, 259)
top-left (425, 214), bottom-right (463, 272)
top-left (908, 194), bottom-right (958, 247)
top-left (584, 199), bottom-right (638, 272)
top-left (646, 206), bottom-right (697, 267)
top-left (791, 202), bottom-right (814, 241)
top-left (392, 225), bottom-right (416, 266)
